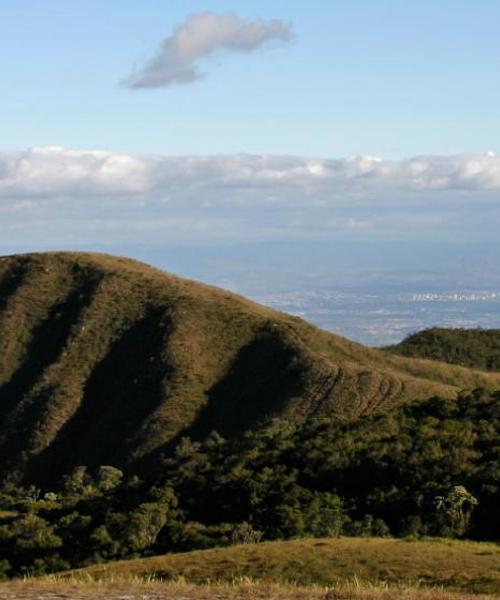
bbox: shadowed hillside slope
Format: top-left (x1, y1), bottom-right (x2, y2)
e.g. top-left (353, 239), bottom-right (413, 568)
top-left (0, 252), bottom-right (499, 484)
top-left (386, 327), bottom-right (500, 372)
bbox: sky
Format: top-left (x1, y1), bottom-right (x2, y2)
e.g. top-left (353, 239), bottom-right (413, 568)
top-left (2, 0), bottom-right (500, 157)
top-left (1, 1), bottom-right (500, 331)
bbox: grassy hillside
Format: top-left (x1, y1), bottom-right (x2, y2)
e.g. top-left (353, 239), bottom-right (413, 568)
top-left (386, 328), bottom-right (500, 372)
top-left (69, 537), bottom-right (500, 594)
top-left (1, 252), bottom-right (500, 484)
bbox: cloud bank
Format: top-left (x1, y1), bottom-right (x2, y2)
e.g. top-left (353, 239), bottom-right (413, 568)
top-left (1, 146), bottom-right (499, 246)
top-left (2, 146), bottom-right (500, 197)
top-left (125, 12), bottom-right (292, 89)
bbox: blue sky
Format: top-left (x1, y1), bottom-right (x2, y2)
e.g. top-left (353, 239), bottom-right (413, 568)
top-left (2, 0), bottom-right (500, 158)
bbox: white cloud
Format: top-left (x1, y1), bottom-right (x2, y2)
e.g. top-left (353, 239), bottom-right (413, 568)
top-left (0, 146), bottom-right (499, 245)
top-left (0, 146), bottom-right (150, 197)
top-left (125, 12), bottom-right (292, 89)
top-left (2, 147), bottom-right (500, 200)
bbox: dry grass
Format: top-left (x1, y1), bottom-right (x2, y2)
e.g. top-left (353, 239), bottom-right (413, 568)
top-left (0, 576), bottom-right (497, 600)
top-left (67, 537), bottom-right (500, 595)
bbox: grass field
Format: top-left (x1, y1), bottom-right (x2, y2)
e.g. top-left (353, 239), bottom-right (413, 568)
top-left (0, 577), bottom-right (497, 600)
top-left (65, 537), bottom-right (500, 595)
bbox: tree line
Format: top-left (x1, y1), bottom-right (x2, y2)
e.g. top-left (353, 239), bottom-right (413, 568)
top-left (0, 388), bottom-right (498, 577)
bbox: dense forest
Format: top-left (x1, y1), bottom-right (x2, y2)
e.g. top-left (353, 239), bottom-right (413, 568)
top-left (387, 328), bottom-right (500, 372)
top-left (0, 388), bottom-right (498, 577)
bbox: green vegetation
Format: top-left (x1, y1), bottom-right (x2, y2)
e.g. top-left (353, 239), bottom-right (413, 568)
top-left (386, 328), bottom-right (500, 372)
top-left (1, 252), bottom-right (499, 485)
top-left (0, 390), bottom-right (499, 579)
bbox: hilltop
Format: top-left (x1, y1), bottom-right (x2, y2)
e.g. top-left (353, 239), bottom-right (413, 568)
top-left (66, 537), bottom-right (500, 594)
top-left (1, 251), bottom-right (499, 483)
top-left (386, 327), bottom-right (500, 372)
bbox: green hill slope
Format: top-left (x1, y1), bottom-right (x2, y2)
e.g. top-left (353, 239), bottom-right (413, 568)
top-left (386, 327), bottom-right (500, 372)
top-left (70, 537), bottom-right (500, 594)
top-left (1, 252), bottom-right (499, 483)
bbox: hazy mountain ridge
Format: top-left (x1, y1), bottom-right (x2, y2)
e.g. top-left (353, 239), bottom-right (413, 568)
top-left (0, 252), bottom-right (499, 484)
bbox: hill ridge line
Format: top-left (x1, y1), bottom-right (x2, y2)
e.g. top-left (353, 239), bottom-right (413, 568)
top-left (0, 251), bottom-right (499, 484)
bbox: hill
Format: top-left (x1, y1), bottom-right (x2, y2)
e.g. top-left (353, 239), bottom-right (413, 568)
top-left (68, 537), bottom-right (500, 594)
top-left (1, 251), bottom-right (500, 484)
top-left (386, 328), bottom-right (500, 372)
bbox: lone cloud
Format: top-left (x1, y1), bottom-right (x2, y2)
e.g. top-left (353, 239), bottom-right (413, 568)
top-left (124, 11), bottom-right (292, 89)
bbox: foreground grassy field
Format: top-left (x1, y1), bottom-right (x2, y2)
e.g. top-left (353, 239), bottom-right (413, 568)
top-left (0, 578), bottom-right (496, 600)
top-left (67, 537), bottom-right (500, 595)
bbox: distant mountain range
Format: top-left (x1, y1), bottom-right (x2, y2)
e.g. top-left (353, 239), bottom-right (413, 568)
top-left (0, 252), bottom-right (499, 484)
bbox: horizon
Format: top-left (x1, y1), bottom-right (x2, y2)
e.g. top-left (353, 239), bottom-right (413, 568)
top-left (2, 240), bottom-right (500, 346)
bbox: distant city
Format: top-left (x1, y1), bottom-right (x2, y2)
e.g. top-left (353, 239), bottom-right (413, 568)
top-left (136, 240), bottom-right (500, 346)
top-left (246, 287), bottom-right (500, 346)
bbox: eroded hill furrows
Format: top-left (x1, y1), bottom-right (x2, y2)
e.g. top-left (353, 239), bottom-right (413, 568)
top-left (378, 377), bottom-right (404, 414)
top-left (353, 373), bottom-right (394, 417)
top-left (312, 366), bottom-right (394, 420)
top-left (357, 376), bottom-right (390, 417)
top-left (306, 366), bottom-right (343, 419)
top-left (321, 367), bottom-right (349, 415)
top-left (312, 369), bottom-right (394, 420)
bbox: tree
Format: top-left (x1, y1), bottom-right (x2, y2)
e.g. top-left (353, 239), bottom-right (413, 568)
top-left (231, 521), bottom-right (263, 545)
top-left (123, 499), bottom-right (173, 553)
top-left (96, 466), bottom-right (123, 492)
top-left (62, 466), bottom-right (93, 498)
top-left (434, 485), bottom-right (478, 536)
